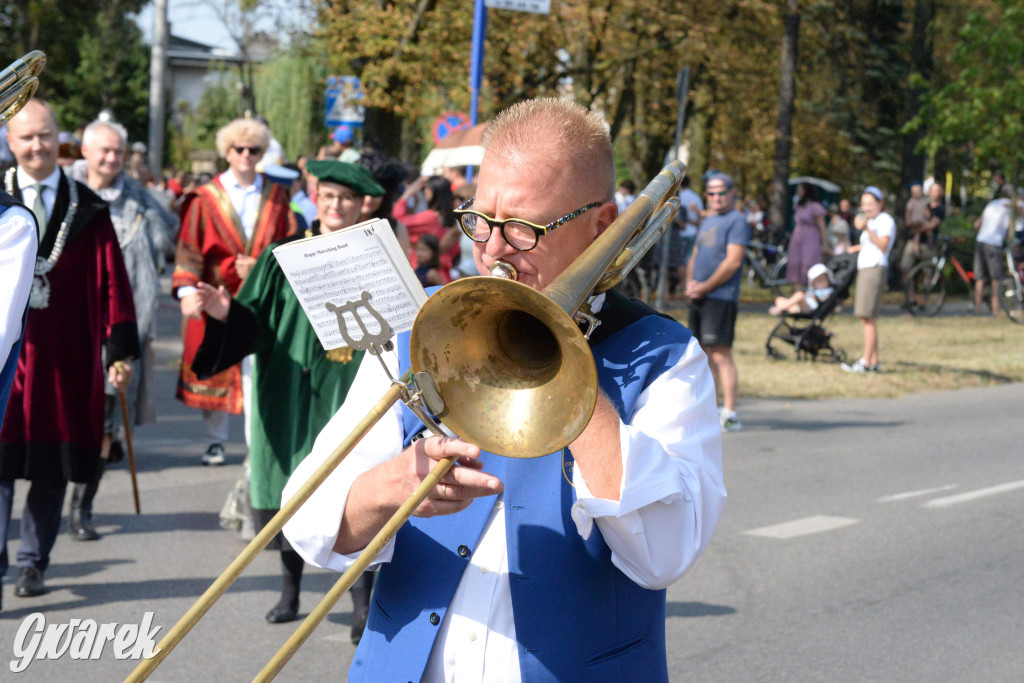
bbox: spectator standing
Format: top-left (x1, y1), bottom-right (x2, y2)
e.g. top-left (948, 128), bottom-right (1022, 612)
top-left (972, 186), bottom-right (1015, 316)
top-left (1, 100), bottom-right (138, 600)
top-left (393, 175), bottom-right (461, 281)
top-left (826, 203), bottom-right (852, 255)
top-left (173, 118), bottom-right (296, 465)
top-left (842, 186), bottom-right (895, 373)
top-left (901, 183), bottom-right (945, 304)
top-left (675, 175), bottom-right (704, 290)
top-left (786, 182), bottom-right (828, 289)
top-left (614, 179), bottom-right (636, 214)
top-left (68, 119), bottom-right (178, 540)
top-left (686, 172), bottom-right (750, 432)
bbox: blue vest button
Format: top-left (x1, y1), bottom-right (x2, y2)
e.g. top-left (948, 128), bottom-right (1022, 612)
top-left (429, 612), bottom-right (440, 625)
top-left (457, 544), bottom-right (470, 558)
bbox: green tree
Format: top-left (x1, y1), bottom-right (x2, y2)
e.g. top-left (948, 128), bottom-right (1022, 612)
top-left (1, 0), bottom-right (149, 139)
top-left (911, 0), bottom-right (1024, 190)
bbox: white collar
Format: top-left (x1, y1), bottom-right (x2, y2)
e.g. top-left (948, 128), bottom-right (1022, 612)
top-left (17, 165), bottom-right (61, 192)
top-left (221, 168), bottom-right (262, 191)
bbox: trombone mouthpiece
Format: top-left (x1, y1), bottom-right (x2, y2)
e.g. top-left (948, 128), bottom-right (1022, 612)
top-left (489, 260), bottom-right (518, 280)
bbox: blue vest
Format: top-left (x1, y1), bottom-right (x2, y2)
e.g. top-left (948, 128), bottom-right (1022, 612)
top-left (0, 200), bottom-right (30, 429)
top-left (350, 291), bottom-right (691, 682)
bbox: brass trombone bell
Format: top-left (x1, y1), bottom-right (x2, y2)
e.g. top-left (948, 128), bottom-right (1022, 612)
top-left (0, 51), bottom-right (46, 127)
top-left (410, 276), bottom-right (598, 458)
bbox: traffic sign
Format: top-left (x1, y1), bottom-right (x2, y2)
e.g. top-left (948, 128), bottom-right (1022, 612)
top-left (432, 111), bottom-right (471, 145)
top-left (485, 0), bottom-right (550, 13)
top-left (325, 75), bottom-right (365, 128)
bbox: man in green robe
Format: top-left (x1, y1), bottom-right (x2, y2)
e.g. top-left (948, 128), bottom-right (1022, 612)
top-left (191, 161), bottom-right (385, 638)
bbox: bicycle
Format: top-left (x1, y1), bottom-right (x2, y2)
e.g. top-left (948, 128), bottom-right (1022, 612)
top-left (904, 234), bottom-right (1023, 323)
top-left (903, 235), bottom-right (973, 316)
top-left (1001, 237), bottom-right (1023, 324)
top-left (745, 240), bottom-right (794, 297)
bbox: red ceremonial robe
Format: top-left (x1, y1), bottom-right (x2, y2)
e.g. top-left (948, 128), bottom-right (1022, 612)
top-left (0, 171), bottom-right (139, 483)
top-left (172, 174), bottom-right (295, 413)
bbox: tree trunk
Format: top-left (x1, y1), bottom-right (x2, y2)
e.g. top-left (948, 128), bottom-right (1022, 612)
top-left (894, 0), bottom-right (934, 284)
top-left (769, 0), bottom-right (800, 244)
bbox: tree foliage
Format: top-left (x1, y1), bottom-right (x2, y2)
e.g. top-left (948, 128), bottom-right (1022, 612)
top-left (1, 0), bottom-right (150, 141)
top-left (910, 0), bottom-right (1024, 187)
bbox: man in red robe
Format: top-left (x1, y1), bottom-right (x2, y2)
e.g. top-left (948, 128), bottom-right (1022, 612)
top-left (172, 117), bottom-right (295, 465)
top-left (1, 100), bottom-right (138, 603)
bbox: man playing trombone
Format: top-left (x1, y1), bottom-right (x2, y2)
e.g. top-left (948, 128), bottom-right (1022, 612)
top-left (283, 98), bottom-right (726, 681)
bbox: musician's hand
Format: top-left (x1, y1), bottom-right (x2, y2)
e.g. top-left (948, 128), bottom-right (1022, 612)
top-left (334, 436), bottom-right (502, 555)
top-left (196, 282), bottom-right (231, 322)
top-left (108, 361), bottom-right (133, 393)
top-left (180, 292), bottom-right (203, 320)
top-left (394, 436), bottom-right (502, 518)
top-left (235, 254), bottom-right (256, 280)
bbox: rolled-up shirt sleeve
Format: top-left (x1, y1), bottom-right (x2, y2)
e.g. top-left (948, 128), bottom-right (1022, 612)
top-left (282, 348), bottom-right (405, 572)
top-left (570, 336), bottom-right (726, 590)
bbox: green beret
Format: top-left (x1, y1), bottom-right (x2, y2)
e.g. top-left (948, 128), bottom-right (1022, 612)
top-left (306, 160), bottom-right (385, 197)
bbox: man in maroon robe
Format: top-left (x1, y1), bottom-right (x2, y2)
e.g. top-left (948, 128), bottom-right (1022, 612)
top-left (1, 100), bottom-right (138, 604)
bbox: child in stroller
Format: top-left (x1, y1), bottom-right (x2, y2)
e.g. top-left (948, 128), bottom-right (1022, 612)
top-left (765, 254), bottom-right (858, 362)
top-left (768, 263), bottom-right (834, 316)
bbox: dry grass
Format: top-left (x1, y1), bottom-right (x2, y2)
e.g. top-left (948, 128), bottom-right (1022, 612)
top-left (664, 297), bottom-right (1024, 400)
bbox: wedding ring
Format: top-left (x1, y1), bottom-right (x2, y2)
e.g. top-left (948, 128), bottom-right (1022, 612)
top-left (440, 484), bottom-right (448, 502)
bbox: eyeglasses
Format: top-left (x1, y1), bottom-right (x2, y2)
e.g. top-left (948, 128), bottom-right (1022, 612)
top-left (232, 145), bottom-right (262, 156)
top-left (318, 190), bottom-right (359, 206)
top-left (706, 190), bottom-right (731, 197)
top-left (454, 197), bottom-right (603, 252)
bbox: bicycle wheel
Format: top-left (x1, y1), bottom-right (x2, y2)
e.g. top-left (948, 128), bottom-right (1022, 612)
top-left (904, 262), bottom-right (946, 316)
top-left (769, 258), bottom-right (796, 297)
top-left (1000, 274), bottom-right (1024, 324)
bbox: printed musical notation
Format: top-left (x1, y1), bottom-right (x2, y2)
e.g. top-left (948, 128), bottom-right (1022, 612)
top-left (272, 217), bottom-right (428, 350)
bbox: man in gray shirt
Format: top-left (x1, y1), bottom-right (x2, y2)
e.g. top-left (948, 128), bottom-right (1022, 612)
top-left (685, 173), bottom-right (750, 432)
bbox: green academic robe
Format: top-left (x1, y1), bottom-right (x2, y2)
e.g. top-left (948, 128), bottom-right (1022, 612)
top-left (192, 226), bottom-right (362, 510)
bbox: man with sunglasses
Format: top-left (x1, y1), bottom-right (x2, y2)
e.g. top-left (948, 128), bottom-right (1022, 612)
top-left (685, 173), bottom-right (750, 433)
top-left (283, 98), bottom-right (725, 681)
top-left (172, 118), bottom-right (296, 466)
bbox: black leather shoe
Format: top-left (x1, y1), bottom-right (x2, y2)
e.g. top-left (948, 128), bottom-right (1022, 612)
top-left (69, 513), bottom-right (100, 541)
top-left (15, 567), bottom-right (45, 597)
top-left (265, 603), bottom-right (298, 624)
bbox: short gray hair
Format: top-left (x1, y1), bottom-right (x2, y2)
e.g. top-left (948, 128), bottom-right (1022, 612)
top-left (82, 120), bottom-right (128, 148)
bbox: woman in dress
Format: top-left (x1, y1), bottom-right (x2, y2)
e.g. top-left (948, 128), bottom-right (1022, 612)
top-left (786, 182), bottom-right (829, 289)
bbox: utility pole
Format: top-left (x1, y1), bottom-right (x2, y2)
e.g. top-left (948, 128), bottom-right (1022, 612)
top-left (148, 0), bottom-right (169, 174)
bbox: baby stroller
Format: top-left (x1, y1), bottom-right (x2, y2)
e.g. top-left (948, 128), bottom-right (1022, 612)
top-left (765, 254), bottom-right (858, 362)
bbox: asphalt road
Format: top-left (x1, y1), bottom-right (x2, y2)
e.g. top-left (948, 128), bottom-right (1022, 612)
top-left (1, 281), bottom-right (1021, 681)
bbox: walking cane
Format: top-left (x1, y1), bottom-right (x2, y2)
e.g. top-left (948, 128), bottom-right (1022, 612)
top-left (116, 375), bottom-right (142, 514)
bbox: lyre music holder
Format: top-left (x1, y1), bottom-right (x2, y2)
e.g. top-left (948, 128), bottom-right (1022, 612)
top-left (325, 291), bottom-right (447, 432)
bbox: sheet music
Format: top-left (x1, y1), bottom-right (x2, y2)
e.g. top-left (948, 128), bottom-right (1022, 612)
top-left (273, 218), bottom-right (428, 350)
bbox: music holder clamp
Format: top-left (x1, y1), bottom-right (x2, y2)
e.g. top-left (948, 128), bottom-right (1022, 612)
top-left (325, 291), bottom-right (447, 435)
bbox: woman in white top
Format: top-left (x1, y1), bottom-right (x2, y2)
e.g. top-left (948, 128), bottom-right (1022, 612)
top-left (842, 186), bottom-right (895, 373)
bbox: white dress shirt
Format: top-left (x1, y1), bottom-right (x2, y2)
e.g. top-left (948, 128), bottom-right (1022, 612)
top-left (1, 205), bottom-right (38, 364)
top-left (219, 169), bottom-right (263, 239)
top-left (17, 166), bottom-right (61, 235)
top-left (282, 302), bottom-right (726, 682)
top-left (177, 170), bottom-right (264, 301)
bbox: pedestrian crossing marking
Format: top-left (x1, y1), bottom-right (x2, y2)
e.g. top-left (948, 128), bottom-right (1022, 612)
top-left (744, 515), bottom-right (860, 539)
top-left (923, 479), bottom-right (1024, 508)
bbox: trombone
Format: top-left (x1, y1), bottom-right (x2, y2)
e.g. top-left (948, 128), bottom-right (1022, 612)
top-left (127, 159), bottom-right (685, 682)
top-left (0, 51), bottom-right (46, 127)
